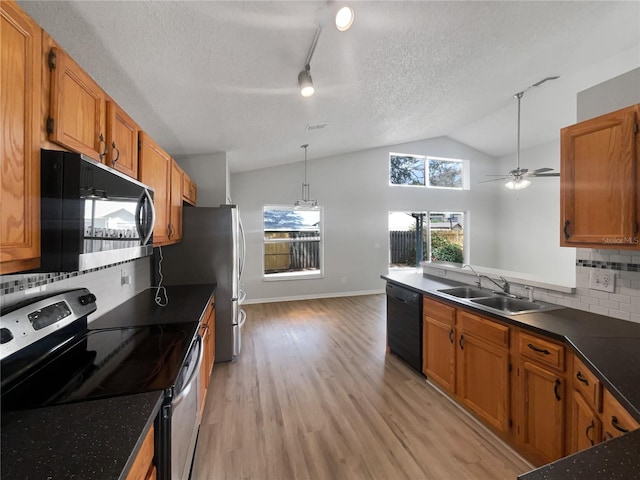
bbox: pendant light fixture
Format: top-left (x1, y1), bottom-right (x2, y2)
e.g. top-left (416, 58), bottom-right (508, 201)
top-left (294, 144), bottom-right (318, 208)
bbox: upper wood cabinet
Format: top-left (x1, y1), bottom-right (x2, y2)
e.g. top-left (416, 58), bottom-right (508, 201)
top-left (0, 1), bottom-right (41, 274)
top-left (182, 173), bottom-right (197, 206)
top-left (106, 99), bottom-right (139, 179)
top-left (139, 132), bottom-right (171, 246)
top-left (169, 159), bottom-right (183, 243)
top-left (560, 104), bottom-right (640, 249)
top-left (47, 46), bottom-right (107, 160)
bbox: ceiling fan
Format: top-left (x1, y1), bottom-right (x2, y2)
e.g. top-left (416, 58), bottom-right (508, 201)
top-left (482, 77), bottom-right (561, 190)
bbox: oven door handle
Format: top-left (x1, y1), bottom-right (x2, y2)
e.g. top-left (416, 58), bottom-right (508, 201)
top-left (173, 334), bottom-right (203, 408)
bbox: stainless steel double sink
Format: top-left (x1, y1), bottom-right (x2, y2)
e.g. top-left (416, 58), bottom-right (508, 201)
top-left (436, 286), bottom-right (562, 316)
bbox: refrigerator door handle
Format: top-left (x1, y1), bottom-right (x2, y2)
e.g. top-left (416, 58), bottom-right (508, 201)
top-left (238, 216), bottom-right (246, 279)
top-left (238, 309), bottom-right (247, 328)
top-left (238, 290), bottom-right (246, 305)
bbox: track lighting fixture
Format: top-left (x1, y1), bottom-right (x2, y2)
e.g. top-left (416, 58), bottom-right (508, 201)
top-left (298, 65), bottom-right (315, 97)
top-left (335, 6), bottom-right (355, 31)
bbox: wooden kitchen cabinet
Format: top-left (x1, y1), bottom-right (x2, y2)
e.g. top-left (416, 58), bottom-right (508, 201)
top-left (47, 45), bottom-right (107, 160)
top-left (601, 388), bottom-right (640, 441)
top-left (570, 389), bottom-right (601, 454)
top-left (199, 295), bottom-right (216, 417)
top-left (182, 173), bottom-right (197, 206)
top-left (125, 424), bottom-right (155, 480)
top-left (456, 310), bottom-right (510, 435)
top-left (106, 99), bottom-right (139, 178)
top-left (560, 104), bottom-right (640, 249)
top-left (423, 296), bottom-right (456, 394)
top-left (139, 132), bottom-right (171, 246)
top-left (0, 0), bottom-right (41, 274)
top-left (169, 159), bottom-right (183, 243)
top-left (515, 331), bottom-right (566, 465)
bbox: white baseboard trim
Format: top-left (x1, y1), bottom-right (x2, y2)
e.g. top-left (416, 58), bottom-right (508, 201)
top-left (243, 289), bottom-right (385, 305)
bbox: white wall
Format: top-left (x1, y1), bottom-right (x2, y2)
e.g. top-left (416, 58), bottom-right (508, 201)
top-left (176, 152), bottom-right (230, 207)
top-left (232, 136), bottom-right (499, 302)
top-left (489, 140), bottom-right (576, 286)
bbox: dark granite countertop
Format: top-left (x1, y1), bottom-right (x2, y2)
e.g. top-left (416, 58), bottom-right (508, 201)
top-left (517, 429), bottom-right (640, 480)
top-left (89, 283), bottom-right (215, 328)
top-left (382, 271), bottom-right (640, 480)
top-left (1, 284), bottom-right (215, 480)
top-left (1, 392), bottom-right (162, 480)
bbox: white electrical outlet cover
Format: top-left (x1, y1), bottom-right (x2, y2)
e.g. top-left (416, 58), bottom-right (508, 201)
top-left (589, 269), bottom-right (616, 293)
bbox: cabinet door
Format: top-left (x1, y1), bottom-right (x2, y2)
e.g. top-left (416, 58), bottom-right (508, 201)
top-left (560, 105), bottom-right (639, 247)
top-left (169, 159), bottom-right (183, 243)
top-left (106, 100), bottom-right (138, 178)
top-left (423, 316), bottom-right (456, 394)
top-left (138, 132), bottom-right (170, 245)
top-left (517, 360), bottom-right (565, 465)
top-left (456, 331), bottom-right (510, 434)
top-left (570, 389), bottom-right (601, 455)
top-left (48, 46), bottom-right (106, 160)
top-left (601, 389), bottom-right (640, 440)
top-left (182, 173), bottom-right (197, 206)
top-left (0, 1), bottom-right (41, 273)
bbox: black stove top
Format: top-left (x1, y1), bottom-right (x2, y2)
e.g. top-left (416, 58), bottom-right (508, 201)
top-left (1, 322), bottom-right (196, 411)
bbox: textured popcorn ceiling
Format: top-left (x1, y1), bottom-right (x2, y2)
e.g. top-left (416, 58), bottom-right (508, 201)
top-left (19, 1), bottom-right (640, 172)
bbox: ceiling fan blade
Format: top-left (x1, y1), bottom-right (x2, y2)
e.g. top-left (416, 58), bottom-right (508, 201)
top-left (485, 174), bottom-right (514, 177)
top-left (530, 173), bottom-right (560, 177)
top-left (478, 177), bottom-right (510, 183)
top-left (529, 167), bottom-right (554, 174)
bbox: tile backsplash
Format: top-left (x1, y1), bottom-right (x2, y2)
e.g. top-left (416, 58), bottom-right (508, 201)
top-left (0, 258), bottom-right (151, 322)
top-left (424, 249), bottom-right (640, 324)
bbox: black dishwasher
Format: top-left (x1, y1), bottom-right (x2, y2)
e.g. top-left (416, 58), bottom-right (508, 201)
top-left (386, 282), bottom-right (423, 374)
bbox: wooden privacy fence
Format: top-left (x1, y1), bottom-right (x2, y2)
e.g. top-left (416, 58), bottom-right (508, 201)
top-left (390, 230), bottom-right (463, 264)
top-left (264, 231), bottom-right (320, 273)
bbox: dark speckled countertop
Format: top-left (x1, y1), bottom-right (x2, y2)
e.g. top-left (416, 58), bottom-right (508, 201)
top-left (382, 271), bottom-right (640, 480)
top-left (1, 284), bottom-right (215, 480)
top-left (1, 392), bottom-right (162, 480)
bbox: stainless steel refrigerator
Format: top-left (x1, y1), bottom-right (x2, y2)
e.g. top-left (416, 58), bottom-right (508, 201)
top-left (159, 205), bottom-right (246, 362)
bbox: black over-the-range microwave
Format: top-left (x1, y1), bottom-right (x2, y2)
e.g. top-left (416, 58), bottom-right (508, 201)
top-left (38, 149), bottom-right (156, 272)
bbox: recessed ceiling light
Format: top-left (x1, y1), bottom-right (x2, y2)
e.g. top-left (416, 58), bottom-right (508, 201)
top-left (335, 6), bottom-right (354, 31)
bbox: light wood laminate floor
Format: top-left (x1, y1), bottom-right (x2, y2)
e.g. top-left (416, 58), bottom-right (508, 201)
top-left (191, 295), bottom-right (532, 480)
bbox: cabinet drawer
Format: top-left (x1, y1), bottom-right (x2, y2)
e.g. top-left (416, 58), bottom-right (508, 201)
top-left (423, 296), bottom-right (455, 326)
top-left (519, 332), bottom-right (565, 371)
top-left (457, 310), bottom-right (508, 347)
top-left (602, 389), bottom-right (640, 440)
top-left (573, 356), bottom-right (602, 412)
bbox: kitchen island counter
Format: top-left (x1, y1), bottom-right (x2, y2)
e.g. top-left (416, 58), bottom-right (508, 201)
top-left (382, 270), bottom-right (640, 480)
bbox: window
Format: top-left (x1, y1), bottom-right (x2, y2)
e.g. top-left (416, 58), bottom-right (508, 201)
top-left (263, 206), bottom-right (323, 280)
top-left (390, 153), bottom-right (468, 189)
top-left (389, 211), bottom-right (465, 269)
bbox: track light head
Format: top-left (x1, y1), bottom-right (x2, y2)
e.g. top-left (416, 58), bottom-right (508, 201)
top-left (298, 65), bottom-right (315, 97)
top-left (335, 6), bottom-right (354, 31)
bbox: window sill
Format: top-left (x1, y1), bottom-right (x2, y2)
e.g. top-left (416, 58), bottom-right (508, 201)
top-left (263, 271), bottom-right (323, 282)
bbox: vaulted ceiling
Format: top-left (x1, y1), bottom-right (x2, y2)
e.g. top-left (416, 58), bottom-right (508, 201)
top-left (19, 1), bottom-right (640, 172)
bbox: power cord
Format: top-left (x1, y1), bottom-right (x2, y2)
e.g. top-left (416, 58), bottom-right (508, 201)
top-left (154, 246), bottom-right (168, 307)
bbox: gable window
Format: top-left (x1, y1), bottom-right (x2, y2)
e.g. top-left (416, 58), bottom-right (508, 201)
top-left (263, 206), bottom-right (323, 280)
top-left (390, 153), bottom-right (469, 189)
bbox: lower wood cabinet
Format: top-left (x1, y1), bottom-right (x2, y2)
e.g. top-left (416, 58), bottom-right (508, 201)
top-left (423, 297), bottom-right (456, 394)
top-left (199, 295), bottom-right (216, 417)
top-left (516, 358), bottom-right (566, 464)
top-left (456, 310), bottom-right (510, 435)
top-left (422, 295), bottom-right (640, 468)
top-left (601, 388), bottom-right (640, 441)
top-left (571, 389), bottom-right (601, 453)
top-left (126, 424), bottom-right (155, 480)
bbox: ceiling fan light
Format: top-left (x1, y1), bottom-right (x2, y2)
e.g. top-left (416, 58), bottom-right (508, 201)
top-left (335, 6), bottom-right (354, 31)
top-left (505, 178), bottom-right (531, 190)
top-left (298, 68), bottom-right (315, 97)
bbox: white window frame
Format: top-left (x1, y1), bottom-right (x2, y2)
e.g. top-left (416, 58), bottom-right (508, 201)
top-left (389, 153), bottom-right (470, 190)
top-left (262, 205), bottom-right (324, 281)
